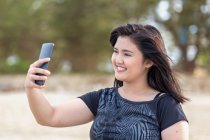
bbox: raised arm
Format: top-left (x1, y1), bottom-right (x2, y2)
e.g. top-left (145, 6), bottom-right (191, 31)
top-left (25, 58), bottom-right (94, 127)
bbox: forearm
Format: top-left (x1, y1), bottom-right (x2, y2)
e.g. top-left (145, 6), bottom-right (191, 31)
top-left (24, 58), bottom-right (54, 125)
top-left (25, 58), bottom-right (94, 127)
top-left (26, 88), bottom-right (54, 126)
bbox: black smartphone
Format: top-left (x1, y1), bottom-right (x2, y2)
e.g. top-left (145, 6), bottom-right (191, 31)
top-left (35, 43), bottom-right (54, 86)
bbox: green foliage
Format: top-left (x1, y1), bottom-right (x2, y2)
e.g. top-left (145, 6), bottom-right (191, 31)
top-left (50, 0), bottom-right (157, 72)
top-left (197, 50), bottom-right (210, 66)
top-left (0, 59), bottom-right (30, 74)
top-left (154, 0), bottom-right (210, 72)
top-left (0, 0), bottom-right (158, 73)
top-left (2, 0), bottom-right (209, 73)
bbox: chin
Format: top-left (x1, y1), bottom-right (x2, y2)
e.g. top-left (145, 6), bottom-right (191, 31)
top-left (115, 74), bottom-right (126, 82)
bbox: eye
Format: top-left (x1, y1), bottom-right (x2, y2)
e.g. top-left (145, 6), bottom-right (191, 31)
top-left (124, 53), bottom-right (132, 56)
top-left (113, 49), bottom-right (118, 54)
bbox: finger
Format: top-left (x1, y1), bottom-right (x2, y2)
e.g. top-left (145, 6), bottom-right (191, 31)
top-left (30, 58), bottom-right (51, 68)
top-left (28, 81), bottom-right (46, 89)
top-left (25, 78), bottom-right (45, 88)
top-left (29, 75), bottom-right (48, 81)
top-left (28, 68), bottom-right (51, 76)
top-left (33, 83), bottom-right (46, 89)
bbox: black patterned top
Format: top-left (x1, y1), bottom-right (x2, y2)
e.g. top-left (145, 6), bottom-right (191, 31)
top-left (79, 87), bottom-right (187, 140)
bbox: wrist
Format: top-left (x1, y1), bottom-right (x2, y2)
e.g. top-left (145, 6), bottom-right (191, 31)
top-left (25, 87), bottom-right (41, 94)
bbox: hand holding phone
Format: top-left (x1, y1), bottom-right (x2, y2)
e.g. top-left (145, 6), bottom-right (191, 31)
top-left (35, 43), bottom-right (54, 86)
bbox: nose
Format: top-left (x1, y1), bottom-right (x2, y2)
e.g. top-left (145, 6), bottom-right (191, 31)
top-left (115, 53), bottom-right (124, 64)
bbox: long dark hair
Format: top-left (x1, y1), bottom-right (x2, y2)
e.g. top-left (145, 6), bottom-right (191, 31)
top-left (109, 24), bottom-right (189, 103)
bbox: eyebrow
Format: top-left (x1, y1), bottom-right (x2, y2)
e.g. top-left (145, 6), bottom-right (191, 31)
top-left (114, 48), bottom-right (134, 53)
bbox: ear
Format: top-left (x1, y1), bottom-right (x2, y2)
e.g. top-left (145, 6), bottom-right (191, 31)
top-left (144, 59), bottom-right (153, 68)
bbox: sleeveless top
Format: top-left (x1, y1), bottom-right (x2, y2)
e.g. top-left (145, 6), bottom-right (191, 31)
top-left (79, 87), bottom-right (188, 140)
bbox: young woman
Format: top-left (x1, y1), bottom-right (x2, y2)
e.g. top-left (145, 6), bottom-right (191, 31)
top-left (25, 24), bottom-right (189, 140)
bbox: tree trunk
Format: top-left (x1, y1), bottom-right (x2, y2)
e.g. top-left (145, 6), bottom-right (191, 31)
top-left (178, 34), bottom-right (200, 73)
top-left (177, 44), bottom-right (195, 73)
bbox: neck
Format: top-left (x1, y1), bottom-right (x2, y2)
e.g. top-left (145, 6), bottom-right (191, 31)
top-left (123, 81), bottom-right (151, 95)
top-left (121, 73), bottom-right (155, 96)
top-left (120, 80), bottom-right (158, 102)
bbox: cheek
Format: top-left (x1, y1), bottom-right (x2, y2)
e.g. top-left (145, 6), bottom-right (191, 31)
top-left (128, 58), bottom-right (145, 71)
top-left (111, 54), bottom-right (115, 64)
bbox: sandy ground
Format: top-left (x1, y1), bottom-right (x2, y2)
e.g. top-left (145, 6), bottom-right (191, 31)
top-left (0, 91), bottom-right (91, 140)
top-left (0, 74), bottom-right (210, 139)
top-left (0, 92), bottom-right (209, 140)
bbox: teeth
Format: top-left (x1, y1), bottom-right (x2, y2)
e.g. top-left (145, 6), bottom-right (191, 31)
top-left (117, 66), bottom-right (126, 71)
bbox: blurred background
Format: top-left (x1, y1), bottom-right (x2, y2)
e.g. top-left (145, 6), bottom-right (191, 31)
top-left (0, 0), bottom-right (209, 139)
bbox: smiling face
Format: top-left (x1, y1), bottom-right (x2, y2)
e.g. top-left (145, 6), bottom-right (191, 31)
top-left (111, 36), bottom-right (153, 83)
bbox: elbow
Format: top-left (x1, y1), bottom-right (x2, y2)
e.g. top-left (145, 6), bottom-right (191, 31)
top-left (36, 118), bottom-right (49, 126)
top-left (34, 117), bottom-right (52, 126)
top-left (35, 117), bottom-right (58, 127)
top-left (33, 109), bottom-right (57, 127)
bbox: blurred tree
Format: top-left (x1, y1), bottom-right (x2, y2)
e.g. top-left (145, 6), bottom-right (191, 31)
top-left (154, 0), bottom-right (210, 73)
top-left (0, 0), bottom-right (55, 73)
top-left (0, 0), bottom-right (158, 73)
top-left (50, 0), bottom-right (157, 72)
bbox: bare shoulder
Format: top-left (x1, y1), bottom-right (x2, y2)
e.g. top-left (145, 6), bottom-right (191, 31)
top-left (161, 121), bottom-right (189, 140)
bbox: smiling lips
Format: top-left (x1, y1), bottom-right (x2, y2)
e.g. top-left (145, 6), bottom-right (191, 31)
top-left (115, 65), bottom-right (127, 73)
